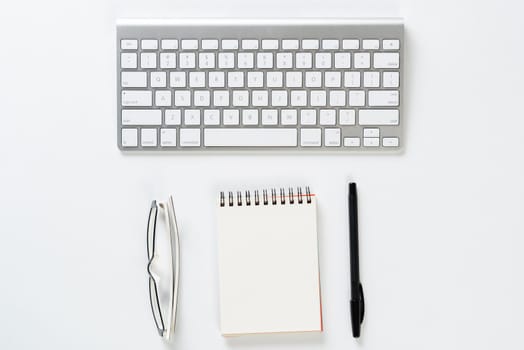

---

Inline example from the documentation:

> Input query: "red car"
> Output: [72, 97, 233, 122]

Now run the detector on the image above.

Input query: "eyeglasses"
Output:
[147, 196, 180, 340]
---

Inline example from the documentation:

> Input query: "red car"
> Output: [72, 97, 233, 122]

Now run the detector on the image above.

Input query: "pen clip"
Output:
[359, 283, 365, 323]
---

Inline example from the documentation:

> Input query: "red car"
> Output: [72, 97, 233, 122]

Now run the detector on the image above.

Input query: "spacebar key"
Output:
[204, 128, 297, 147]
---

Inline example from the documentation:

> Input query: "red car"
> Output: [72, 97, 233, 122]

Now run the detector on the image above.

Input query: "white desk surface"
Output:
[1, 0, 523, 349]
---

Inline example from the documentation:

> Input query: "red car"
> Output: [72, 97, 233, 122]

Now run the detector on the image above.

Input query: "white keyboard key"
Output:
[204, 109, 220, 125]
[383, 137, 400, 147]
[382, 39, 400, 50]
[322, 39, 339, 50]
[213, 90, 230, 106]
[310, 90, 326, 106]
[348, 90, 365, 107]
[354, 52, 370, 69]
[199, 52, 215, 68]
[315, 53, 332, 68]
[271, 90, 288, 106]
[300, 109, 316, 125]
[189, 72, 205, 87]
[285, 72, 302, 87]
[205, 128, 297, 147]
[276, 53, 292, 68]
[121, 128, 138, 147]
[140, 52, 157, 68]
[300, 128, 321, 147]
[247, 72, 264, 87]
[267, 72, 283, 87]
[155, 90, 172, 107]
[383, 71, 400, 88]
[302, 39, 319, 49]
[252, 90, 269, 106]
[228, 72, 244, 87]
[209, 71, 225, 87]
[242, 39, 259, 50]
[232, 90, 249, 106]
[238, 52, 254, 68]
[320, 109, 336, 125]
[174, 90, 191, 106]
[305, 72, 322, 87]
[363, 137, 380, 147]
[329, 90, 346, 106]
[257, 53, 273, 68]
[368, 90, 399, 106]
[282, 39, 299, 50]
[141, 39, 158, 50]
[325, 72, 341, 87]
[364, 71, 380, 87]
[324, 128, 341, 147]
[121, 53, 137, 69]
[161, 39, 178, 50]
[160, 128, 177, 147]
[296, 52, 312, 68]
[180, 129, 201, 147]
[184, 109, 201, 125]
[150, 71, 167, 87]
[194, 90, 210, 106]
[339, 110, 356, 125]
[344, 137, 361, 147]
[170, 72, 186, 87]
[122, 109, 161, 125]
[344, 72, 361, 87]
[218, 52, 235, 68]
[223, 109, 240, 125]
[121, 39, 138, 50]
[165, 110, 181, 125]
[290, 90, 307, 106]
[179, 53, 196, 68]
[122, 90, 152, 106]
[202, 39, 218, 50]
[242, 109, 259, 125]
[222, 39, 238, 50]
[141, 128, 157, 147]
[342, 39, 359, 49]
[262, 39, 279, 50]
[281, 109, 297, 125]
[363, 128, 380, 137]
[359, 109, 399, 125]
[334, 53, 351, 68]
[363, 39, 379, 50]
[262, 110, 278, 125]
[181, 39, 198, 50]
[374, 52, 400, 69]
[121, 72, 146, 87]
[160, 53, 177, 68]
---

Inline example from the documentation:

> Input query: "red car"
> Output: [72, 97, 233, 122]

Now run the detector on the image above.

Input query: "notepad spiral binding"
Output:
[220, 187, 312, 207]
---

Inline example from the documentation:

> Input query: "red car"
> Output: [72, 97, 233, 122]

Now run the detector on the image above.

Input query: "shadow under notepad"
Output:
[224, 331, 324, 347]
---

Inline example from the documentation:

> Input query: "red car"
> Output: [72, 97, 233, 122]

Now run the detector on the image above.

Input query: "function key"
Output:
[121, 39, 138, 50]
[342, 39, 359, 50]
[202, 39, 219, 50]
[141, 39, 158, 50]
[302, 39, 319, 50]
[322, 39, 339, 50]
[362, 39, 380, 50]
[383, 39, 400, 50]
[222, 39, 239, 50]
[181, 39, 199, 50]
[242, 39, 259, 50]
[161, 39, 178, 50]
[262, 39, 279, 50]
[282, 39, 299, 50]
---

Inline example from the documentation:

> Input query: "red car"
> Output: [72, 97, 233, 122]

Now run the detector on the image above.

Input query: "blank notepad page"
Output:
[217, 190, 322, 336]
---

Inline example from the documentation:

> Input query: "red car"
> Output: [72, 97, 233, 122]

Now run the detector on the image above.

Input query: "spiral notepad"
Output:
[217, 187, 322, 336]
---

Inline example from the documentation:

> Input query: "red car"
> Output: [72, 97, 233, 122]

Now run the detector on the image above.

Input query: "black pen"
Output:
[349, 182, 365, 338]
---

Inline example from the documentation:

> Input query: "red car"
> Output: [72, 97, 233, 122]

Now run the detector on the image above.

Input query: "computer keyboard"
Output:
[117, 19, 403, 151]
